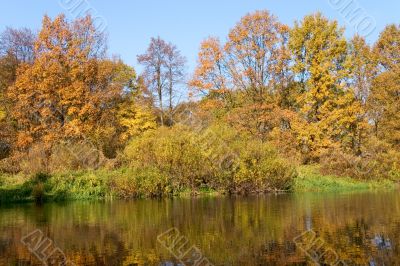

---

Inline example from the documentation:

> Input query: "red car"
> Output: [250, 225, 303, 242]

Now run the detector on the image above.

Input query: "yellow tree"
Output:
[343, 35, 377, 154]
[369, 24, 400, 147]
[117, 77, 157, 142]
[289, 13, 361, 160]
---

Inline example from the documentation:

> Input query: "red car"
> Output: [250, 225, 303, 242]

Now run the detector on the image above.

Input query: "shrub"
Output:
[0, 154, 22, 174]
[32, 183, 45, 203]
[19, 144, 50, 174]
[124, 125, 212, 190]
[32, 172, 51, 183]
[123, 123, 297, 193]
[49, 141, 105, 172]
[46, 171, 109, 200]
[321, 137, 400, 181]
[109, 167, 171, 198]
[224, 139, 296, 193]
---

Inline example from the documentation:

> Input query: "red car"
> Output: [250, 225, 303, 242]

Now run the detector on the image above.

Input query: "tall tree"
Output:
[0, 27, 35, 149]
[6, 14, 130, 150]
[289, 13, 360, 160]
[190, 11, 293, 140]
[369, 24, 400, 147]
[344, 36, 377, 154]
[0, 27, 35, 63]
[190, 37, 227, 98]
[349, 35, 376, 105]
[190, 11, 290, 102]
[164, 44, 186, 123]
[138, 37, 186, 126]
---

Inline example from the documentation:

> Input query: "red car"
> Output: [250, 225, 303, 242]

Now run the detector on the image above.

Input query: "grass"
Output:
[0, 165, 397, 204]
[0, 169, 222, 204]
[0, 170, 111, 203]
[294, 165, 397, 192]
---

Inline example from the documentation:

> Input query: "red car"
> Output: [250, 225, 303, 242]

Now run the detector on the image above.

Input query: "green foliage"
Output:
[232, 142, 296, 193]
[109, 167, 170, 198]
[123, 124, 297, 194]
[46, 171, 110, 201]
[124, 125, 214, 190]
[294, 165, 396, 192]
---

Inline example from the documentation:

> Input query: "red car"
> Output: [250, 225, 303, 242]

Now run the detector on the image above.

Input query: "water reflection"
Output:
[0, 191, 399, 265]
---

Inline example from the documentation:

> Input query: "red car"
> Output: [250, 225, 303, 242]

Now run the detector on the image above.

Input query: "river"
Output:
[0, 191, 399, 265]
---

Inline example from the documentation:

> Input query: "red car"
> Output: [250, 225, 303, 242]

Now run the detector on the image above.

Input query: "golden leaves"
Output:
[8, 14, 132, 150]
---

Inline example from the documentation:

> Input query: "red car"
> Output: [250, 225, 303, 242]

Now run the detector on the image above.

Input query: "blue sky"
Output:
[1, 0, 399, 73]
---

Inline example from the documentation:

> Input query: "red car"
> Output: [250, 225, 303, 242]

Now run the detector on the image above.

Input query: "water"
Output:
[0, 191, 399, 265]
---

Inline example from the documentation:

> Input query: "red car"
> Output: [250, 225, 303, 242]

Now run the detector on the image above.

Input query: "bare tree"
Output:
[0, 27, 35, 154]
[137, 37, 186, 126]
[138, 37, 168, 126]
[165, 44, 186, 123]
[0, 27, 35, 63]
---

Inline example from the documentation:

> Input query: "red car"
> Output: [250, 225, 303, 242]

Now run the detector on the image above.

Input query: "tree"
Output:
[190, 11, 293, 140]
[117, 95, 157, 142]
[374, 24, 400, 72]
[348, 35, 376, 105]
[369, 70, 400, 147]
[345, 36, 377, 154]
[0, 27, 36, 150]
[6, 14, 129, 150]
[369, 24, 400, 147]
[190, 11, 290, 103]
[225, 10, 290, 101]
[0, 27, 35, 63]
[138, 37, 186, 126]
[117, 75, 157, 142]
[165, 43, 186, 123]
[289, 13, 361, 160]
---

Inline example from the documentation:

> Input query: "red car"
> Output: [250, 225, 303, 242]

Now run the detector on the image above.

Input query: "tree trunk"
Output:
[157, 67, 164, 126]
[169, 70, 173, 124]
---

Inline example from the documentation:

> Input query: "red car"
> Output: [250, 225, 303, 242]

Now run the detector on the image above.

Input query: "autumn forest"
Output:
[0, 10, 399, 202]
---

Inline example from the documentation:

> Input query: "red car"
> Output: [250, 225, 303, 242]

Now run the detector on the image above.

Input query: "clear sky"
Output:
[1, 0, 399, 73]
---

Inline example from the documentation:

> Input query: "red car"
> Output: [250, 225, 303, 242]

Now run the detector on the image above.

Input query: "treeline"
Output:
[189, 11, 400, 180]
[0, 11, 399, 197]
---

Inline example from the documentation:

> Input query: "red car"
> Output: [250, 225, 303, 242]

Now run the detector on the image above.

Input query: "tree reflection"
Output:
[0, 192, 399, 265]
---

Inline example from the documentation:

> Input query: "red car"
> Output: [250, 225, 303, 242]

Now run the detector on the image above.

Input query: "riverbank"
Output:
[0, 165, 397, 204]
[294, 165, 397, 192]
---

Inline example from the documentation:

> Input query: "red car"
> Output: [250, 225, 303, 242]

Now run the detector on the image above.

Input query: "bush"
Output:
[222, 138, 296, 194]
[32, 183, 45, 203]
[124, 125, 212, 190]
[0, 155, 22, 174]
[321, 137, 400, 181]
[33, 172, 51, 183]
[123, 124, 297, 194]
[49, 141, 105, 172]
[109, 167, 171, 198]
[19, 144, 50, 174]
